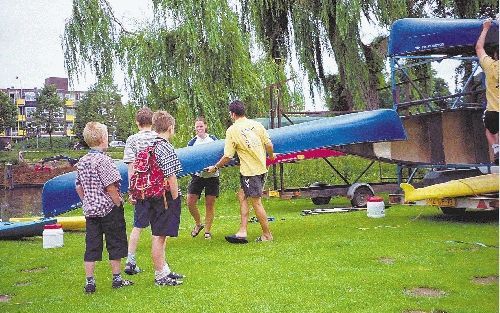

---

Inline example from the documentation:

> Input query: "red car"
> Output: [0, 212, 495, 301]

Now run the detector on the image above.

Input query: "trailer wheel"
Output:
[350, 186, 374, 207]
[312, 197, 331, 205]
[440, 207, 466, 215]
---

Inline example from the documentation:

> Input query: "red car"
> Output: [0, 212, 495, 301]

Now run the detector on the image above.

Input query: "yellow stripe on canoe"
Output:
[9, 216, 86, 230]
[401, 173, 499, 202]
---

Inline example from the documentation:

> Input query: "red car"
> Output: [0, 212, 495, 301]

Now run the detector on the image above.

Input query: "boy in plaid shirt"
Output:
[75, 122, 133, 294]
[147, 110, 184, 286]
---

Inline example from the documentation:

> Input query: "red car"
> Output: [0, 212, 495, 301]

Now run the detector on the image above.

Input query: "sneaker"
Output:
[155, 276, 183, 286]
[167, 271, 185, 280]
[112, 279, 134, 289]
[124, 262, 142, 275]
[84, 282, 96, 294]
[204, 232, 212, 240]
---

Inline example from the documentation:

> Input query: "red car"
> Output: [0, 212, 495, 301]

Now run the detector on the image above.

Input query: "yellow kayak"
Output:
[401, 173, 499, 202]
[9, 216, 86, 230]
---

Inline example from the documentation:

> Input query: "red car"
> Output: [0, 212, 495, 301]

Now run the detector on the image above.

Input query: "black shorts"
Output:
[187, 175, 220, 197]
[84, 205, 128, 262]
[240, 174, 266, 198]
[135, 192, 181, 237]
[483, 110, 499, 134]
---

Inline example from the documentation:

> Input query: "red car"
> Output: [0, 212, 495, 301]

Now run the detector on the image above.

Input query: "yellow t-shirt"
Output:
[224, 117, 272, 176]
[480, 55, 499, 112]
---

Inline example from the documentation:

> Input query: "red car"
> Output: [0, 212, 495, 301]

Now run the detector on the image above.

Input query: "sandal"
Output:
[255, 236, 273, 242]
[204, 232, 212, 240]
[191, 224, 204, 237]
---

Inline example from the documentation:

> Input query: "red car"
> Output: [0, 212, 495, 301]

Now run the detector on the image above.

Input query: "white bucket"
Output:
[43, 223, 64, 248]
[367, 196, 385, 218]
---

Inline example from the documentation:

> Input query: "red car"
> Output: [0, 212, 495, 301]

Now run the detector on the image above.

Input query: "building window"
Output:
[25, 107, 36, 118]
[24, 92, 36, 101]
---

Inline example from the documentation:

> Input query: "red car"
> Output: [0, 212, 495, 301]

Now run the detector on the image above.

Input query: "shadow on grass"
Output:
[422, 210, 498, 224]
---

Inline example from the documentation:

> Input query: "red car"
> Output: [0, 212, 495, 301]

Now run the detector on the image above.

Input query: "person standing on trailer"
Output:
[475, 19, 499, 164]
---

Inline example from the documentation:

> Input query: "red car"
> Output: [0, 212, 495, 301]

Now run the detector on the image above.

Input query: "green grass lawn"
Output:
[0, 194, 498, 313]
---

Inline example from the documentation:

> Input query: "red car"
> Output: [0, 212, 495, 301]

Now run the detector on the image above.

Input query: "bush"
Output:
[12, 137, 76, 150]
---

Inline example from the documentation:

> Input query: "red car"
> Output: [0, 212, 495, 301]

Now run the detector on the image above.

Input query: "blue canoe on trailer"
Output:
[42, 109, 407, 217]
[0, 218, 57, 239]
[388, 18, 499, 56]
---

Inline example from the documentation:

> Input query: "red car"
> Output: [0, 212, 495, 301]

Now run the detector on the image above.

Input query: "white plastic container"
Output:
[43, 223, 64, 248]
[367, 196, 385, 218]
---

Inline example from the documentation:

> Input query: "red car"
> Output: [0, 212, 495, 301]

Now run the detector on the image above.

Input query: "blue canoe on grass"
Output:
[42, 109, 407, 217]
[388, 18, 499, 56]
[0, 218, 57, 240]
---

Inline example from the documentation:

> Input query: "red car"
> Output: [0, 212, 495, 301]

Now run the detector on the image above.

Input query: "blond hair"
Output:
[83, 122, 108, 147]
[152, 111, 175, 133]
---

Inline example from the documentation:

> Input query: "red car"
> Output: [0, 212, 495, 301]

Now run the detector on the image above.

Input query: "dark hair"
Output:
[229, 100, 245, 116]
[485, 44, 499, 60]
[136, 107, 153, 127]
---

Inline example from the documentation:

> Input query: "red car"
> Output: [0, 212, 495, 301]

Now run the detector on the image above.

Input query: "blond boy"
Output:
[75, 122, 132, 293]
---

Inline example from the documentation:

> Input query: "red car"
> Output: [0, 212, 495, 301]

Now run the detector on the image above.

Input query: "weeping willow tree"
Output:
[241, 0, 408, 110]
[63, 0, 292, 139]
[241, 0, 498, 110]
[64, 0, 498, 122]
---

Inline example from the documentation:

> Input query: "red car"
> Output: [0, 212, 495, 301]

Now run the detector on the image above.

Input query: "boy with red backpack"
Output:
[123, 107, 157, 275]
[128, 110, 184, 286]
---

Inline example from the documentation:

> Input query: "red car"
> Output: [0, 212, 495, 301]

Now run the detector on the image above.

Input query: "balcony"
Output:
[16, 99, 25, 106]
[66, 129, 74, 136]
[66, 114, 75, 122]
[65, 99, 74, 107]
[17, 114, 26, 122]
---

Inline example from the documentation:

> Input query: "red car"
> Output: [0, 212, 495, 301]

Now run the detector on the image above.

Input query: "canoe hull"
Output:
[401, 173, 499, 202]
[9, 216, 86, 230]
[389, 18, 499, 56]
[0, 218, 57, 239]
[43, 109, 406, 217]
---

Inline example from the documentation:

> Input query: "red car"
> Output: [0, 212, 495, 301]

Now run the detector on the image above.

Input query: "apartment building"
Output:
[1, 77, 85, 138]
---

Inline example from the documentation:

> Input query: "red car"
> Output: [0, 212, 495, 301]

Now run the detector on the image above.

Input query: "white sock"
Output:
[126, 253, 136, 264]
[492, 144, 499, 154]
[154, 263, 171, 280]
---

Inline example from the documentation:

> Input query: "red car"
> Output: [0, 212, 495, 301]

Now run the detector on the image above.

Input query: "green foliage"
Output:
[33, 84, 65, 149]
[64, 0, 293, 139]
[0, 90, 17, 132]
[113, 103, 137, 141]
[73, 79, 124, 143]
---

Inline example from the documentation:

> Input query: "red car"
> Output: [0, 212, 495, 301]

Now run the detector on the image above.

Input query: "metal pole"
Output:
[4, 163, 13, 190]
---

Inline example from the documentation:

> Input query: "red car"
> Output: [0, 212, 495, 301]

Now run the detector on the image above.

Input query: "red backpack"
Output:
[129, 144, 166, 200]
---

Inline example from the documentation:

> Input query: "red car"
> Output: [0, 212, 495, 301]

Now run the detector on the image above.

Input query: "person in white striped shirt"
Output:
[123, 107, 157, 275]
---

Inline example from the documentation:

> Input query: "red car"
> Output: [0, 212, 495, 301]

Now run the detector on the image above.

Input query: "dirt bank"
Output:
[1, 162, 75, 187]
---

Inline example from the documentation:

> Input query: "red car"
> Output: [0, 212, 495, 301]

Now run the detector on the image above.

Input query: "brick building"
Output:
[1, 77, 86, 138]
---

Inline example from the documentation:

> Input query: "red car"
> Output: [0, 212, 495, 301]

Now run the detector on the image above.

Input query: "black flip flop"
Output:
[191, 224, 204, 237]
[225, 234, 248, 244]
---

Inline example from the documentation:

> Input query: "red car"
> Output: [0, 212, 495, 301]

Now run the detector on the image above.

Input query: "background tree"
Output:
[0, 91, 17, 135]
[63, 0, 498, 118]
[114, 102, 137, 141]
[33, 84, 65, 149]
[73, 79, 124, 144]
[63, 0, 293, 140]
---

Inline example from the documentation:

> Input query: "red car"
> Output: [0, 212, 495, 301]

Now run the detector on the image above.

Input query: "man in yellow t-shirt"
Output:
[476, 19, 499, 164]
[207, 100, 274, 243]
